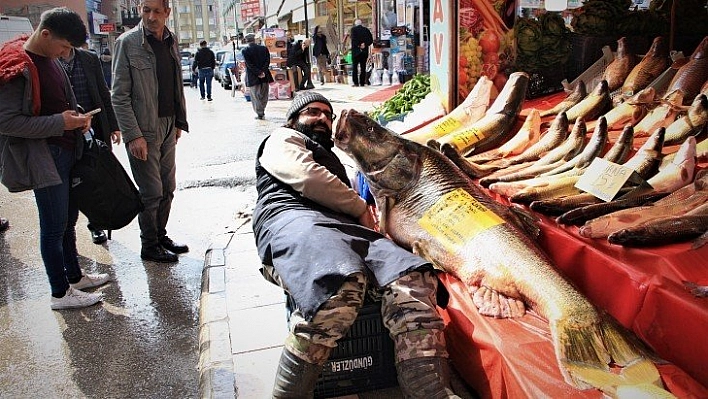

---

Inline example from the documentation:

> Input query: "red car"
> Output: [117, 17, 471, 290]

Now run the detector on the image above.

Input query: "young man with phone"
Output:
[60, 45, 122, 244]
[0, 7, 112, 310]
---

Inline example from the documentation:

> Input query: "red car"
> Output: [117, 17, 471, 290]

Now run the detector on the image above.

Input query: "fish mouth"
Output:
[334, 109, 350, 148]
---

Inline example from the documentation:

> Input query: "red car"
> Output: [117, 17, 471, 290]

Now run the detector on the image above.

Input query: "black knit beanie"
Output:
[285, 92, 333, 122]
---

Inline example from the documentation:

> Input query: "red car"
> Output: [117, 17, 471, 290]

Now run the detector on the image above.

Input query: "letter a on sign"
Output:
[433, 0, 443, 22]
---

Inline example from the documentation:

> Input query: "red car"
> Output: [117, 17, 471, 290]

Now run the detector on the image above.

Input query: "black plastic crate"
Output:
[285, 295, 399, 398]
[525, 63, 567, 99]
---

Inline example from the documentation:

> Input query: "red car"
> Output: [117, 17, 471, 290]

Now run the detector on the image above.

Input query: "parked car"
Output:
[213, 49, 229, 83]
[181, 57, 193, 86]
[218, 51, 244, 90]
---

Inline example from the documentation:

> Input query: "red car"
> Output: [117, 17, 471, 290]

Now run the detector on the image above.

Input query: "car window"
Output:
[181, 58, 191, 66]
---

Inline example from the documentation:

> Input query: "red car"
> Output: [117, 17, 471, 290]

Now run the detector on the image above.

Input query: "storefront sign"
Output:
[429, 0, 454, 112]
[241, 0, 262, 21]
[99, 23, 115, 33]
[575, 158, 643, 202]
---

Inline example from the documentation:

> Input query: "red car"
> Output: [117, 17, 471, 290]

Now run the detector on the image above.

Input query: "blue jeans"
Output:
[34, 144, 82, 296]
[198, 68, 214, 99]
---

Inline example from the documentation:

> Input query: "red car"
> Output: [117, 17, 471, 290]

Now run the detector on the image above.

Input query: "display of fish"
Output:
[404, 76, 494, 144]
[665, 36, 708, 105]
[607, 212, 708, 247]
[620, 135, 697, 200]
[579, 177, 708, 239]
[564, 80, 612, 123]
[434, 72, 529, 156]
[465, 108, 542, 164]
[539, 80, 587, 118]
[621, 126, 666, 180]
[335, 108, 662, 392]
[473, 112, 571, 183]
[600, 87, 655, 130]
[481, 118, 588, 186]
[488, 118, 609, 198]
[557, 191, 669, 226]
[663, 93, 708, 145]
[603, 37, 639, 92]
[621, 36, 671, 97]
[632, 89, 684, 137]
[510, 175, 584, 204]
[529, 188, 635, 217]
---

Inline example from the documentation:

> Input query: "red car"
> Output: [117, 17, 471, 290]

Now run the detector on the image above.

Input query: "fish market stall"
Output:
[418, 0, 708, 394]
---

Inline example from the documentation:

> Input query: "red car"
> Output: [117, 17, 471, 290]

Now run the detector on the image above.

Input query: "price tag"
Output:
[575, 158, 643, 202]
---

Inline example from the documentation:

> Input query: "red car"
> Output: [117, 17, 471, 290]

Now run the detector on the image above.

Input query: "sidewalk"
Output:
[197, 82, 406, 399]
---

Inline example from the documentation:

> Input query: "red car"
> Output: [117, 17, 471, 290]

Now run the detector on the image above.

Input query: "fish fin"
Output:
[472, 286, 525, 318]
[615, 383, 677, 399]
[566, 359, 672, 398]
[601, 315, 660, 365]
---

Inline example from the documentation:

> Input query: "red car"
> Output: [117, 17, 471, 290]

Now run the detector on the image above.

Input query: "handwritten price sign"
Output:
[575, 158, 641, 202]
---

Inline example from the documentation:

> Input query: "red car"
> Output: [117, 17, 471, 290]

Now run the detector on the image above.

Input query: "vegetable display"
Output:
[514, 12, 571, 72]
[369, 74, 431, 121]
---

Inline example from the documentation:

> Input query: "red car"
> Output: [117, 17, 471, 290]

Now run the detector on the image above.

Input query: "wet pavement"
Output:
[0, 79, 399, 398]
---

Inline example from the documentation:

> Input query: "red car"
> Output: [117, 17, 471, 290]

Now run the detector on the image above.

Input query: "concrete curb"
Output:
[199, 232, 237, 399]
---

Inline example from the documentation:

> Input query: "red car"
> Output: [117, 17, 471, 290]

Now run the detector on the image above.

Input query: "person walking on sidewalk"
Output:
[0, 7, 111, 310]
[312, 26, 330, 86]
[289, 38, 315, 91]
[193, 40, 215, 101]
[59, 46, 122, 245]
[252, 92, 460, 398]
[347, 19, 373, 87]
[241, 34, 273, 120]
[112, 0, 190, 263]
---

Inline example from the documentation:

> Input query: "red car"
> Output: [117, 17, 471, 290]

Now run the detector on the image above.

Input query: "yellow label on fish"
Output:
[433, 117, 463, 135]
[448, 127, 485, 151]
[418, 188, 505, 251]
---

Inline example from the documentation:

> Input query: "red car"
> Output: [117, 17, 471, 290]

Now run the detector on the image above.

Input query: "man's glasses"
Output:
[299, 107, 336, 121]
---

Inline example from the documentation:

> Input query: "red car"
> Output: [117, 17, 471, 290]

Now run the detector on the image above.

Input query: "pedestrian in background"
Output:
[290, 38, 315, 91]
[0, 7, 111, 310]
[193, 40, 215, 101]
[348, 19, 373, 87]
[100, 48, 112, 87]
[60, 46, 122, 245]
[312, 25, 330, 86]
[253, 92, 459, 397]
[285, 30, 300, 89]
[112, 0, 190, 263]
[241, 34, 273, 120]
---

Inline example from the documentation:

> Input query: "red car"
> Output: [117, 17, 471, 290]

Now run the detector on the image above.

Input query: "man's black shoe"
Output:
[0, 217, 9, 232]
[159, 236, 189, 254]
[141, 245, 178, 263]
[89, 228, 108, 244]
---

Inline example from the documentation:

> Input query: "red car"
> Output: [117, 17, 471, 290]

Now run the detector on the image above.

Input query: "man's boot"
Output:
[272, 348, 323, 398]
[396, 356, 461, 399]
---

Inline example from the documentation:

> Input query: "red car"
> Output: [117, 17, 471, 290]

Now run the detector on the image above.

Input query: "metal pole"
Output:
[303, 0, 309, 37]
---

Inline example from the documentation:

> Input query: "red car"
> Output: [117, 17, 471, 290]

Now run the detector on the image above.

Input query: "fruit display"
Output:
[457, 0, 514, 103]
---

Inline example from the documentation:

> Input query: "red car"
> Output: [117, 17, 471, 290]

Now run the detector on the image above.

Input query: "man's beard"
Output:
[294, 120, 334, 150]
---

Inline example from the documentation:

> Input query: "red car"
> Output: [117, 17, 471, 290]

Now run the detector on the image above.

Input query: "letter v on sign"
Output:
[432, 0, 444, 66]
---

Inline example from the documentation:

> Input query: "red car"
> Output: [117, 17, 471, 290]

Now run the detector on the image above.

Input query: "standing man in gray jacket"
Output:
[112, 0, 189, 263]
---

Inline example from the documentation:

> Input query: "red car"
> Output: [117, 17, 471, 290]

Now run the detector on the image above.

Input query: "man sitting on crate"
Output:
[253, 92, 460, 398]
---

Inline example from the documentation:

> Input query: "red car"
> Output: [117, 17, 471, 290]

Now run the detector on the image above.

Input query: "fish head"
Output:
[335, 109, 422, 195]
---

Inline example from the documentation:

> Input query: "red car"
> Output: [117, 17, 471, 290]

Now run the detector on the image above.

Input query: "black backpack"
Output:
[71, 134, 143, 231]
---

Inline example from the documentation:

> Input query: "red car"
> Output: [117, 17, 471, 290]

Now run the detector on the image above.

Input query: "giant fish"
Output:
[334, 109, 664, 393]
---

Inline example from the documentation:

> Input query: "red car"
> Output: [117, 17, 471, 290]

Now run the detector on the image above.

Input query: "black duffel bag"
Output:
[71, 132, 143, 231]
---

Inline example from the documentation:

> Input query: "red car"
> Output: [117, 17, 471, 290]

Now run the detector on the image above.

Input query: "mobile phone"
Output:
[85, 108, 102, 116]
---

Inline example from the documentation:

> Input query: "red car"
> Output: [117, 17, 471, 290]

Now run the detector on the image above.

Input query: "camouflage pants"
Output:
[286, 269, 448, 365]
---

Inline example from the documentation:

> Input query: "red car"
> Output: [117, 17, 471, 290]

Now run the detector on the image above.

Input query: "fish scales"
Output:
[335, 109, 658, 391]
